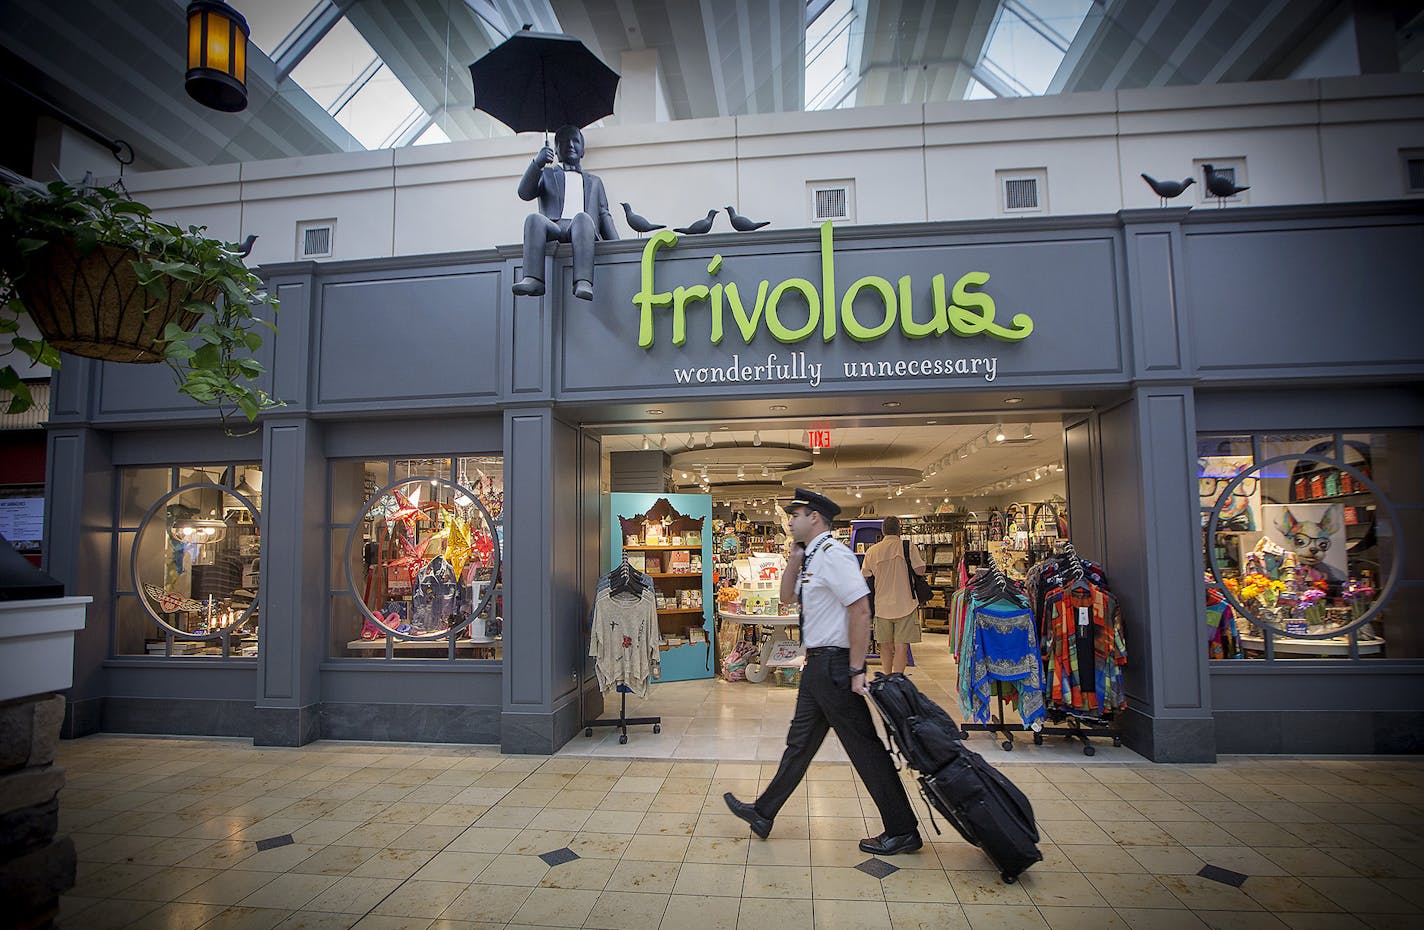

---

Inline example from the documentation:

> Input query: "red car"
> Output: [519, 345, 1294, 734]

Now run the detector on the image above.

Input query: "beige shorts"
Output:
[874, 609, 922, 645]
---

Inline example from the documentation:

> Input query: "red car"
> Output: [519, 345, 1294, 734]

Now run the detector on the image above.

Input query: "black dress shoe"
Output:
[858, 830, 923, 855]
[512, 276, 545, 297]
[723, 792, 772, 839]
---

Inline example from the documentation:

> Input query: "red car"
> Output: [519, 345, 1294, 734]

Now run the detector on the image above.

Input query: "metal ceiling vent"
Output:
[297, 219, 335, 259]
[996, 168, 1047, 215]
[809, 179, 855, 223]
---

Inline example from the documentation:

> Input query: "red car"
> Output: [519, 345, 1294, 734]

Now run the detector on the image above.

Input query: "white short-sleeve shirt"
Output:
[796, 531, 871, 648]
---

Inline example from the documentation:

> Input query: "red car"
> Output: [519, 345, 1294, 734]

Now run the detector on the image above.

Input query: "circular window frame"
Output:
[1205, 452, 1401, 640]
[343, 475, 502, 642]
[131, 481, 262, 641]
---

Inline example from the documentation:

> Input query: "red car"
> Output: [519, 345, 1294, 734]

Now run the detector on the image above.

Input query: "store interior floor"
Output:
[55, 735, 1424, 930]
[563, 631, 1143, 764]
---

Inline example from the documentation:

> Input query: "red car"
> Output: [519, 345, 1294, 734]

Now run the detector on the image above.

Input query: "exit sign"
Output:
[808, 430, 832, 450]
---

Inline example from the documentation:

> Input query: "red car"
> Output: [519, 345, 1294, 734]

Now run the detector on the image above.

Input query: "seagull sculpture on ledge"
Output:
[674, 210, 718, 235]
[1140, 173, 1195, 207]
[726, 206, 770, 231]
[621, 202, 664, 235]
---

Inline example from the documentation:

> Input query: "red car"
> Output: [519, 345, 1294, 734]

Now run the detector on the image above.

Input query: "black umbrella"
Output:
[468, 28, 620, 145]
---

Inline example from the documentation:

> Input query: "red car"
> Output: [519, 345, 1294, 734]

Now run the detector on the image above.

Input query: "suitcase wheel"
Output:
[1113, 737, 1122, 747]
[1002, 872, 1017, 884]
[585, 728, 593, 737]
[619, 734, 628, 745]
[1001, 740, 1013, 751]
[1033, 732, 1043, 746]
[653, 724, 661, 733]
[1083, 745, 1095, 757]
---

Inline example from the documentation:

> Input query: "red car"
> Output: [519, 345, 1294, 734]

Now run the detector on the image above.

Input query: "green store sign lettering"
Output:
[631, 221, 1034, 349]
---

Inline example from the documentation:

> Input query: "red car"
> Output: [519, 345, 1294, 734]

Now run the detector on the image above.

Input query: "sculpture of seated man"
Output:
[511, 125, 619, 301]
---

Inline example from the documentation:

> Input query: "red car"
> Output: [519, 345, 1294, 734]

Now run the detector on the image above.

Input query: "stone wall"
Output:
[0, 694, 74, 930]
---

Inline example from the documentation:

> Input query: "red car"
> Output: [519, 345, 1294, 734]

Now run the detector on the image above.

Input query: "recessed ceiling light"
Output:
[1004, 397, 1024, 405]
[882, 401, 902, 408]
[646, 408, 663, 415]
[926, 420, 938, 425]
[769, 404, 788, 411]
[718, 425, 730, 430]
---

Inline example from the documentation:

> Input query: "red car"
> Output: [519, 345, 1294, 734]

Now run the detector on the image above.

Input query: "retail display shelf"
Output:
[644, 572, 702, 578]
[656, 607, 705, 614]
[345, 638, 501, 651]
[1239, 634, 1384, 657]
[624, 545, 702, 551]
[718, 611, 799, 626]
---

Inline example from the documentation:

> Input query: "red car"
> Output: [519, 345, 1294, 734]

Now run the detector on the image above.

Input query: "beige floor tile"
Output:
[745, 837, 810, 866]
[437, 883, 533, 923]
[567, 831, 634, 859]
[1039, 821, 1114, 846]
[661, 893, 741, 930]
[115, 866, 223, 902]
[1082, 871, 1183, 909]
[70, 861, 161, 899]
[1158, 874, 1262, 911]
[474, 853, 551, 886]
[472, 805, 538, 830]
[389, 824, 463, 851]
[1221, 822, 1308, 847]
[580, 809, 646, 834]
[272, 911, 361, 930]
[878, 868, 957, 904]
[420, 804, 491, 828]
[372, 880, 467, 919]
[328, 823, 410, 849]
[199, 906, 296, 930]
[507, 887, 600, 927]
[684, 836, 752, 864]
[1057, 842, 1142, 874]
[738, 896, 814, 928]
[607, 858, 683, 894]
[1274, 915, 1369, 929]
[1258, 846, 1361, 877]
[501, 787, 561, 808]
[1020, 871, 1107, 907]
[813, 898, 894, 929]
[445, 826, 522, 853]
[1187, 845, 1288, 877]
[811, 865, 888, 901]
[410, 850, 496, 883]
[624, 833, 692, 861]
[178, 869, 280, 906]
[741, 863, 813, 898]
[1324, 846, 1424, 879]
[884, 901, 971, 929]
[637, 811, 699, 835]
[1192, 913, 1291, 930]
[1240, 877, 1343, 913]
[348, 915, 434, 930]
[292, 845, 381, 876]
[1102, 821, 1177, 846]
[1038, 906, 1132, 930]
[124, 901, 226, 930]
[697, 812, 762, 838]
[500, 828, 577, 856]
[349, 848, 438, 880]
[1310, 876, 1419, 914]
[809, 816, 872, 841]
[303, 876, 403, 914]
[958, 904, 1050, 930]
[672, 861, 746, 897]
[583, 890, 671, 930]
[1123, 844, 1206, 875]
[237, 873, 342, 911]
[58, 896, 163, 930]
[947, 871, 1034, 906]
[539, 855, 617, 890]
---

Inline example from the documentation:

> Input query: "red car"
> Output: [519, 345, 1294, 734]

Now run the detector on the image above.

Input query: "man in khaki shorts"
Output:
[860, 516, 926, 675]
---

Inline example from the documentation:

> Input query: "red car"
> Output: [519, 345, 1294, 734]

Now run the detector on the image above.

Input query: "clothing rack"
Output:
[957, 556, 1036, 750]
[583, 557, 661, 745]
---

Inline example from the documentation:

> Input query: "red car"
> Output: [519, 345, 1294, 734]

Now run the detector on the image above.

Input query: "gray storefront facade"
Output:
[43, 200, 1424, 761]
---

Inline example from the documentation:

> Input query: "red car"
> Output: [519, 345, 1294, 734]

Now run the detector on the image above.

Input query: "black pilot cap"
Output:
[784, 487, 841, 522]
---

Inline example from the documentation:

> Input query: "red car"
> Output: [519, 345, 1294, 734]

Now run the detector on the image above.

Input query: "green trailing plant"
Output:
[0, 178, 280, 431]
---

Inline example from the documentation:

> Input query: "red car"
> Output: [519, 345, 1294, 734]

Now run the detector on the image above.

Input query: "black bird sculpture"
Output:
[1202, 164, 1249, 205]
[621, 202, 665, 234]
[725, 206, 769, 231]
[674, 210, 718, 235]
[235, 234, 258, 258]
[1140, 173, 1195, 207]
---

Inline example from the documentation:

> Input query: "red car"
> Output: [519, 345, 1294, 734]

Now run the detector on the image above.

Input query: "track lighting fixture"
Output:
[761, 465, 770, 477]
[642, 435, 651, 450]
[737, 466, 746, 481]
[994, 423, 1005, 442]
[854, 487, 862, 499]
[659, 434, 667, 449]
[752, 430, 762, 447]
[705, 433, 714, 448]
[1022, 425, 1034, 440]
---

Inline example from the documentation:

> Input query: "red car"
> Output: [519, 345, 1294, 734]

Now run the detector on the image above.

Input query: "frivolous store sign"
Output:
[631, 223, 1035, 349]
[557, 223, 1125, 396]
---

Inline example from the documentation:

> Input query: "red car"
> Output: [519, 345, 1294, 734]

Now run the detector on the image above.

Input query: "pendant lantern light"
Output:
[186, 1, 250, 112]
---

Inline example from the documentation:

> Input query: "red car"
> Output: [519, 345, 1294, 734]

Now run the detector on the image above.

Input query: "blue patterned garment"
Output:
[968, 597, 1046, 728]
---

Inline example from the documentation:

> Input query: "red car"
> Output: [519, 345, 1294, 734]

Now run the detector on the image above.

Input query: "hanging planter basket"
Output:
[16, 237, 213, 364]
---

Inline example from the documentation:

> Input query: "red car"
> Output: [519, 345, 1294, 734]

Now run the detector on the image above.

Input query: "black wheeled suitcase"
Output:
[868, 672, 1042, 883]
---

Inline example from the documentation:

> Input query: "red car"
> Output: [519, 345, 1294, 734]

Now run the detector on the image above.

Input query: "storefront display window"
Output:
[328, 456, 503, 660]
[1200, 432, 1421, 660]
[114, 464, 263, 658]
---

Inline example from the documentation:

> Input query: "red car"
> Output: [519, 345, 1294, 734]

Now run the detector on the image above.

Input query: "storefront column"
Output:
[43, 426, 113, 738]
[254, 417, 326, 746]
[1100, 384, 1214, 762]
[501, 407, 590, 752]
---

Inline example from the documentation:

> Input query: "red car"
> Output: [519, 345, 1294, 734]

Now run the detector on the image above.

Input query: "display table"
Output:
[1240, 634, 1384, 657]
[345, 637, 501, 657]
[718, 610, 800, 683]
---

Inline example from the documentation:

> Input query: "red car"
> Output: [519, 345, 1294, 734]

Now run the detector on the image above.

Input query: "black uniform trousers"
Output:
[755, 648, 918, 835]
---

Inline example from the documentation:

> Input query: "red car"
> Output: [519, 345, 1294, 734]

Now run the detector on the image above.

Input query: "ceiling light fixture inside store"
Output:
[752, 431, 762, 446]
[705, 433, 714, 448]
[1005, 397, 1024, 405]
[737, 466, 746, 481]
[854, 487, 862, 498]
[761, 465, 770, 477]
[642, 436, 651, 450]
[646, 408, 663, 415]
[770, 404, 788, 411]
[994, 423, 1006, 442]
[1023, 425, 1034, 440]
[882, 401, 902, 408]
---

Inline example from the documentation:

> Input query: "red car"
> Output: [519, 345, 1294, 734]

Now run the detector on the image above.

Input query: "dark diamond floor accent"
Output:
[855, 857, 899, 880]
[540, 847, 580, 867]
[1198, 864, 1248, 887]
[254, 834, 294, 851]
